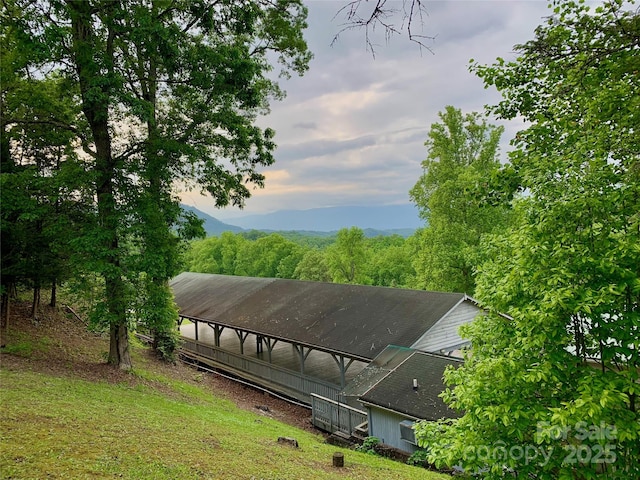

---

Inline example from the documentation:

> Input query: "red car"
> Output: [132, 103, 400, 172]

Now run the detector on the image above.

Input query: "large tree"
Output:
[234, 233, 304, 278]
[293, 249, 332, 282]
[4, 0, 310, 368]
[183, 232, 247, 275]
[366, 235, 415, 287]
[325, 227, 370, 284]
[409, 106, 509, 294]
[416, 1, 640, 478]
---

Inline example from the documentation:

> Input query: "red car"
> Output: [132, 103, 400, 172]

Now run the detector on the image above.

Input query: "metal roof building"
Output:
[172, 272, 476, 358]
[171, 272, 480, 415]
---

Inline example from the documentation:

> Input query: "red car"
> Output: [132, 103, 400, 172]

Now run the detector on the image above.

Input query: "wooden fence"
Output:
[310, 393, 367, 436]
[180, 338, 342, 403]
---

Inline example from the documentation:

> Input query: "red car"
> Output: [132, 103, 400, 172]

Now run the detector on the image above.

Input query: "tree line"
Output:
[183, 228, 415, 287]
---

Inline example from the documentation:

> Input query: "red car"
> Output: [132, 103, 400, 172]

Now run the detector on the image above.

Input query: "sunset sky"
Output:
[181, 0, 554, 221]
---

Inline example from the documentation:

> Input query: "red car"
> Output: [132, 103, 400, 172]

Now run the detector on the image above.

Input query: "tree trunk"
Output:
[141, 48, 179, 362]
[0, 289, 9, 348]
[50, 280, 57, 308]
[70, 0, 131, 370]
[109, 321, 132, 370]
[31, 285, 41, 321]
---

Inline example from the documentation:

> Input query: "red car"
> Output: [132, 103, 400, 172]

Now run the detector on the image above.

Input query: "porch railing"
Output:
[180, 337, 342, 402]
[310, 393, 367, 436]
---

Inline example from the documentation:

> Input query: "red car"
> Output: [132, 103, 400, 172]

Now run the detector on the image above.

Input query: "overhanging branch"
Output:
[331, 0, 434, 56]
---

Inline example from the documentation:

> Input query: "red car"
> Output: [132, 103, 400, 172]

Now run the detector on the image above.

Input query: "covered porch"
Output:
[179, 318, 369, 404]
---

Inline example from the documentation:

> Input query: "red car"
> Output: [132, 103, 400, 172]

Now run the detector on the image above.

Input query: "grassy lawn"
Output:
[0, 304, 449, 480]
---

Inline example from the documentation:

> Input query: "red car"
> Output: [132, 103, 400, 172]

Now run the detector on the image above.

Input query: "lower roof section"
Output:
[357, 346, 463, 421]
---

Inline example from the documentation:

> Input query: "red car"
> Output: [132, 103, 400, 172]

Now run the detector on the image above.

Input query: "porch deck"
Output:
[179, 322, 368, 403]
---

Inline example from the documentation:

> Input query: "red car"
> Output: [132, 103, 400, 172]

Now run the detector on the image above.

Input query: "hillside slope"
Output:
[0, 301, 447, 480]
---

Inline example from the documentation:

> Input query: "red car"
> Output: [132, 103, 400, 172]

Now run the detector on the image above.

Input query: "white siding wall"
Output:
[367, 407, 419, 454]
[411, 300, 483, 354]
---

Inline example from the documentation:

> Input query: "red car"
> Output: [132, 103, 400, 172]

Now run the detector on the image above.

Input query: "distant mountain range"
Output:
[181, 205, 244, 235]
[181, 204, 424, 237]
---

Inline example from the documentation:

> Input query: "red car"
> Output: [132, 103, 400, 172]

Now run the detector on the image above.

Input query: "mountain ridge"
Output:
[223, 204, 422, 231]
[180, 204, 244, 235]
[181, 204, 423, 237]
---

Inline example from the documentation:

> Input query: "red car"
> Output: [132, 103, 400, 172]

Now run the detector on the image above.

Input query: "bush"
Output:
[407, 448, 430, 467]
[153, 328, 181, 363]
[355, 436, 380, 455]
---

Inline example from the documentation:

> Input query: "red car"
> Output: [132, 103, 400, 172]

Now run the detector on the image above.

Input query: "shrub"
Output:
[356, 436, 380, 455]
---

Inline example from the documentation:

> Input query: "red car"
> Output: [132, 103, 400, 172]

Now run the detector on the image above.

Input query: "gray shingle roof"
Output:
[341, 345, 415, 398]
[170, 272, 467, 360]
[358, 349, 462, 421]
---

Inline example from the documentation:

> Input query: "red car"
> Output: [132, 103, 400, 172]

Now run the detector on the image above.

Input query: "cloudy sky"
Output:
[181, 0, 553, 221]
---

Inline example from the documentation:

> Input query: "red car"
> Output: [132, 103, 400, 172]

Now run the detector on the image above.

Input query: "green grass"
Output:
[0, 368, 449, 480]
[1, 298, 448, 479]
[0, 331, 51, 358]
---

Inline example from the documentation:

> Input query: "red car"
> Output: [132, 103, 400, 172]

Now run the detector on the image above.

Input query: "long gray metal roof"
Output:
[170, 272, 468, 361]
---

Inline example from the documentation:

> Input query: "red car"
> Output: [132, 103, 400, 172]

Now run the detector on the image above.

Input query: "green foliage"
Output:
[183, 229, 417, 287]
[185, 232, 307, 279]
[418, 2, 640, 478]
[0, 59, 90, 308]
[234, 234, 305, 278]
[183, 232, 248, 275]
[326, 227, 371, 284]
[152, 328, 181, 364]
[406, 448, 430, 467]
[367, 235, 413, 283]
[409, 106, 510, 294]
[133, 279, 181, 363]
[366, 241, 415, 288]
[356, 436, 381, 455]
[3, 0, 312, 368]
[292, 249, 331, 282]
[270, 231, 337, 248]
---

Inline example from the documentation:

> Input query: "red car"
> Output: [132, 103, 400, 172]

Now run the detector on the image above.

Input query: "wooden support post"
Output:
[214, 325, 222, 347]
[265, 338, 277, 363]
[331, 354, 356, 388]
[235, 330, 249, 355]
[333, 452, 344, 468]
[294, 344, 313, 375]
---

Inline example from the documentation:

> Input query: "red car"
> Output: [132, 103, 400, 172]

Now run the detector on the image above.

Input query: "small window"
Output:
[399, 420, 416, 444]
